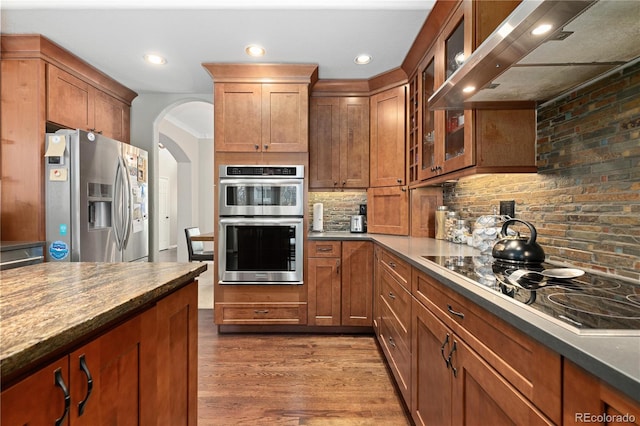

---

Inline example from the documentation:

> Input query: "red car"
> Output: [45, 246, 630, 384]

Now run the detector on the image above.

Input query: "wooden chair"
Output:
[185, 227, 214, 262]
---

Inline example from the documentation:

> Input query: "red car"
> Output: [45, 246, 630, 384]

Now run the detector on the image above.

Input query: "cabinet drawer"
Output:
[412, 269, 561, 424]
[380, 249, 410, 289]
[216, 303, 307, 325]
[380, 266, 412, 336]
[308, 241, 341, 257]
[379, 303, 411, 404]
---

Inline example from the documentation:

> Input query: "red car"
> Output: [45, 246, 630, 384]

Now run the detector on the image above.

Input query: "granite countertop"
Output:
[309, 231, 640, 403]
[0, 262, 207, 383]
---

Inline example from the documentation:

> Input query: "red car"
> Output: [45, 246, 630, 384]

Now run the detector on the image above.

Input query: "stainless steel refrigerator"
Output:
[45, 129, 149, 262]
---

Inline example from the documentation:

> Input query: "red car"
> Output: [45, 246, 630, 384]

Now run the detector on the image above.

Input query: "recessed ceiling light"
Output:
[245, 45, 266, 57]
[462, 86, 476, 93]
[354, 54, 372, 65]
[144, 54, 167, 65]
[531, 24, 553, 36]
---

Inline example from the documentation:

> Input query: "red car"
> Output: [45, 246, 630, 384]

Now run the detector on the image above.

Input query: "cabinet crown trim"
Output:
[203, 63, 319, 85]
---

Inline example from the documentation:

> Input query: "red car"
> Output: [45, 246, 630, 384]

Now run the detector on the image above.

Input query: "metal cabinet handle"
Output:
[440, 333, 450, 368]
[388, 261, 396, 268]
[448, 341, 458, 377]
[317, 247, 332, 252]
[336, 259, 341, 274]
[254, 310, 269, 314]
[388, 336, 396, 348]
[78, 354, 94, 416]
[396, 178, 402, 183]
[263, 144, 269, 150]
[54, 368, 70, 426]
[388, 292, 396, 300]
[447, 304, 465, 319]
[254, 144, 260, 150]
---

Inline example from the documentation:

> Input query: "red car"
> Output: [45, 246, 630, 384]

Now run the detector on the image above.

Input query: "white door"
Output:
[159, 177, 170, 250]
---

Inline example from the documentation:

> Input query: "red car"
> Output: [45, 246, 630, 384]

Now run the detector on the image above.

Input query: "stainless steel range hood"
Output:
[429, 0, 640, 110]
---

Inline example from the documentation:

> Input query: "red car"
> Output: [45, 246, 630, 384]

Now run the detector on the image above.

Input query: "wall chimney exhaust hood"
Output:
[429, 0, 640, 110]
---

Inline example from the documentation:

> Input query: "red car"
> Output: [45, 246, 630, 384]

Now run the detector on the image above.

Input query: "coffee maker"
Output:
[350, 204, 367, 233]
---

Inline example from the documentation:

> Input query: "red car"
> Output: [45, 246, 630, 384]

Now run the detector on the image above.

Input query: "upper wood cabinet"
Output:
[370, 85, 406, 188]
[204, 63, 318, 153]
[0, 34, 137, 243]
[367, 186, 409, 236]
[47, 65, 131, 143]
[309, 96, 369, 190]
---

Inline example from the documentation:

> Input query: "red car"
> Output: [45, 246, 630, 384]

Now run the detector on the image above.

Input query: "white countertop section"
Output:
[308, 231, 640, 403]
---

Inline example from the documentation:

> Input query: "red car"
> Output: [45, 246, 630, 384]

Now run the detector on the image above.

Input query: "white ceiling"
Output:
[1, 0, 433, 137]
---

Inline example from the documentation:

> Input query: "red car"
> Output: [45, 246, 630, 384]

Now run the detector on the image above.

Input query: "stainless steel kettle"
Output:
[492, 219, 545, 264]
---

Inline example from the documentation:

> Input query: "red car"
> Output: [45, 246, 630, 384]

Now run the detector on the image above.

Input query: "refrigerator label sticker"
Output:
[45, 135, 66, 157]
[60, 224, 68, 236]
[49, 241, 69, 260]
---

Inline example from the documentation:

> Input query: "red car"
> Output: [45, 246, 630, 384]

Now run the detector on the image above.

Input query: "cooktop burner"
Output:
[423, 255, 640, 334]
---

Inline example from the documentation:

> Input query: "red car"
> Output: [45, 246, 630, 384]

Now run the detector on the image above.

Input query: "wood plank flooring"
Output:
[198, 309, 411, 425]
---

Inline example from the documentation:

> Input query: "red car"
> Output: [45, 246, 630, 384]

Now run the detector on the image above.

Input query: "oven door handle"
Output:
[218, 217, 303, 225]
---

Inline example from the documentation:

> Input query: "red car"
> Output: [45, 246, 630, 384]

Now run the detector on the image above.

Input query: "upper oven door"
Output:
[219, 178, 303, 216]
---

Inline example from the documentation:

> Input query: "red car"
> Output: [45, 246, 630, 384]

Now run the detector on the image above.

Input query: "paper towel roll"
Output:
[313, 203, 324, 232]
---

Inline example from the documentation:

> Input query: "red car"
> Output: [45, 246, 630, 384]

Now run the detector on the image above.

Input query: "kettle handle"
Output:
[500, 219, 538, 244]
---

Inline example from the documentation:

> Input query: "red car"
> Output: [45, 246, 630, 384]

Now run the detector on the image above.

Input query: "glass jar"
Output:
[445, 211, 459, 241]
[435, 206, 448, 240]
[452, 219, 469, 244]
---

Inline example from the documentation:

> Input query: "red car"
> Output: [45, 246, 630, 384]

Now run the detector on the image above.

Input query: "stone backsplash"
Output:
[308, 192, 368, 232]
[445, 62, 640, 280]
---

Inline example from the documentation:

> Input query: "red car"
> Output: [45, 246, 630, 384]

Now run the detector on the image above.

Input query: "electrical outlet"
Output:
[500, 200, 515, 217]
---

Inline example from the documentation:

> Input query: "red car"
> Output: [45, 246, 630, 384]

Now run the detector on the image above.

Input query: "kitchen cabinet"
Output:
[2, 310, 155, 426]
[411, 268, 561, 425]
[1, 35, 136, 243]
[370, 85, 406, 188]
[47, 65, 131, 142]
[409, 186, 443, 238]
[563, 360, 640, 426]
[1, 280, 199, 425]
[214, 83, 309, 152]
[309, 96, 369, 190]
[407, 1, 535, 185]
[375, 247, 412, 404]
[307, 240, 373, 326]
[366, 186, 409, 235]
[412, 298, 553, 426]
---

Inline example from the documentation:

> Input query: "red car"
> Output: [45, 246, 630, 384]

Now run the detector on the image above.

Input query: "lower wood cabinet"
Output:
[307, 240, 373, 326]
[412, 298, 554, 426]
[563, 360, 640, 426]
[1, 281, 198, 426]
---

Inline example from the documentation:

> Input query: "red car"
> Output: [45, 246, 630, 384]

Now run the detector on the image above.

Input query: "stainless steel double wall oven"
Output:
[218, 165, 304, 284]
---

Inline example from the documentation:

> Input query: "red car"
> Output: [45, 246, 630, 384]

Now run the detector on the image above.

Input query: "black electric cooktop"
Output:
[423, 255, 640, 334]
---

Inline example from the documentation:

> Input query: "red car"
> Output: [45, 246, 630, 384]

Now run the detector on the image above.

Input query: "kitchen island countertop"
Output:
[309, 231, 640, 403]
[0, 262, 207, 384]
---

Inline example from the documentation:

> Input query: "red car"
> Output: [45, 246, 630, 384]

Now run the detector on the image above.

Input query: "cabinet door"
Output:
[93, 90, 130, 143]
[156, 282, 198, 426]
[307, 256, 342, 325]
[309, 97, 341, 188]
[450, 337, 553, 426]
[262, 83, 308, 152]
[366, 186, 409, 235]
[341, 241, 373, 326]
[370, 86, 406, 187]
[340, 97, 369, 188]
[410, 187, 443, 238]
[1, 356, 71, 426]
[47, 64, 92, 130]
[214, 83, 263, 152]
[419, 50, 440, 181]
[412, 299, 452, 426]
[563, 360, 640, 426]
[69, 309, 156, 426]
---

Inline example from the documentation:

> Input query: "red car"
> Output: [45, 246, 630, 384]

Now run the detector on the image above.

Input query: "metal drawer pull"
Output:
[447, 304, 465, 319]
[448, 341, 458, 377]
[388, 292, 396, 300]
[388, 261, 396, 268]
[54, 368, 70, 426]
[388, 336, 396, 348]
[78, 354, 94, 416]
[440, 333, 450, 368]
[317, 247, 332, 252]
[254, 310, 269, 314]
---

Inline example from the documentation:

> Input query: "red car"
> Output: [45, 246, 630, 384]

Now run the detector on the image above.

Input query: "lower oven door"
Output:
[218, 217, 303, 284]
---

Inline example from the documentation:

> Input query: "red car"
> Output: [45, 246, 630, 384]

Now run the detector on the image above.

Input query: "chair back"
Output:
[185, 227, 204, 260]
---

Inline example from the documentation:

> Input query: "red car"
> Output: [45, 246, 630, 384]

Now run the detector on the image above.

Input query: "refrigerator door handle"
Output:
[121, 156, 133, 249]
[112, 157, 125, 251]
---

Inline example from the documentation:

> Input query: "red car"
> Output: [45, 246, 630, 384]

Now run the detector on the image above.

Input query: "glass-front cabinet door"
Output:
[439, 3, 474, 175]
[419, 55, 437, 181]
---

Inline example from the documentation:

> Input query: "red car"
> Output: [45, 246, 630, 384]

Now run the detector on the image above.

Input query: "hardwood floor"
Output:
[198, 309, 411, 425]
